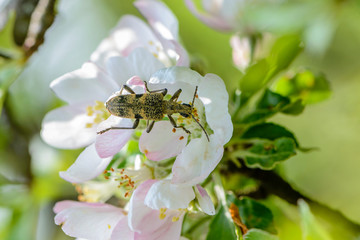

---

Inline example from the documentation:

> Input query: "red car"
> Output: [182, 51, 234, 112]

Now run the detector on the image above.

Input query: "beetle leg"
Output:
[119, 85, 136, 95]
[97, 118, 140, 134]
[170, 89, 182, 102]
[146, 120, 156, 133]
[168, 115, 191, 134]
[144, 81, 167, 96]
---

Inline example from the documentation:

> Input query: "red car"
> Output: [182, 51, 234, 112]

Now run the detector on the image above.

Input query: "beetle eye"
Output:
[180, 113, 190, 118]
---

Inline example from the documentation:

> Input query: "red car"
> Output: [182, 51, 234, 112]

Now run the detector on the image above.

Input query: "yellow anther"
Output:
[153, 53, 159, 58]
[85, 123, 93, 128]
[172, 216, 179, 222]
[108, 224, 111, 229]
[159, 213, 166, 220]
[94, 101, 105, 110]
[86, 106, 94, 116]
[148, 41, 154, 45]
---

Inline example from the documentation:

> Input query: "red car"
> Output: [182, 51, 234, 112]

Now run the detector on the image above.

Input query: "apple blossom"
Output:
[54, 180, 186, 240]
[41, 0, 188, 183]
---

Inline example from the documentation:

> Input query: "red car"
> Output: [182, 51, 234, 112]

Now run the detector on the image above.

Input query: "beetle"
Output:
[97, 81, 210, 141]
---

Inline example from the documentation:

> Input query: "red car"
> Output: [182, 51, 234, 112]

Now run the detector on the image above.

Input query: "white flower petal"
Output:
[199, 73, 233, 144]
[172, 134, 224, 186]
[60, 143, 112, 183]
[139, 121, 187, 161]
[135, 0, 179, 40]
[95, 116, 134, 158]
[106, 48, 165, 87]
[149, 66, 201, 86]
[50, 62, 118, 104]
[195, 185, 215, 215]
[112, 15, 159, 55]
[144, 180, 195, 210]
[54, 200, 125, 240]
[41, 103, 96, 149]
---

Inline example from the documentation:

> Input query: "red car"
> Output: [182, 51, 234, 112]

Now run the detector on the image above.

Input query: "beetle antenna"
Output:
[191, 114, 210, 142]
[190, 86, 210, 142]
[191, 86, 198, 108]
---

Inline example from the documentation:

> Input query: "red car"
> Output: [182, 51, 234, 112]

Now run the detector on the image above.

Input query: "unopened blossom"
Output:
[184, 0, 244, 32]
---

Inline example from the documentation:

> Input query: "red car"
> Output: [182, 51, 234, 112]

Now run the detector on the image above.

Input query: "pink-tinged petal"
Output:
[195, 185, 215, 215]
[128, 180, 161, 233]
[106, 48, 165, 87]
[50, 62, 118, 104]
[199, 73, 233, 145]
[135, 0, 179, 40]
[136, 214, 184, 240]
[60, 143, 112, 183]
[54, 201, 125, 240]
[139, 121, 187, 161]
[95, 116, 134, 158]
[41, 103, 96, 149]
[172, 134, 224, 186]
[110, 216, 135, 240]
[53, 200, 106, 213]
[144, 179, 195, 210]
[184, 0, 233, 31]
[128, 180, 184, 239]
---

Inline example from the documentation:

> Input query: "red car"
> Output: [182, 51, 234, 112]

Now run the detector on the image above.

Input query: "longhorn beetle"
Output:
[97, 81, 210, 141]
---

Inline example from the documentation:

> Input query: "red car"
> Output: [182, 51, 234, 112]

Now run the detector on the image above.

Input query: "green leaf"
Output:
[281, 99, 305, 115]
[267, 35, 303, 77]
[244, 229, 279, 240]
[299, 200, 333, 240]
[241, 123, 299, 147]
[207, 206, 237, 240]
[240, 59, 270, 95]
[240, 89, 291, 123]
[233, 137, 296, 169]
[234, 197, 277, 234]
[272, 70, 331, 104]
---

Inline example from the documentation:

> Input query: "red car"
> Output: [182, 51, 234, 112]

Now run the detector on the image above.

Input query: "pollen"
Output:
[179, 136, 184, 140]
[144, 149, 149, 154]
[108, 224, 111, 229]
[172, 128, 176, 133]
[159, 208, 167, 220]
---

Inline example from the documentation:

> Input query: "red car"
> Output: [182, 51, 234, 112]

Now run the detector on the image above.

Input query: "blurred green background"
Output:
[1, 0, 360, 239]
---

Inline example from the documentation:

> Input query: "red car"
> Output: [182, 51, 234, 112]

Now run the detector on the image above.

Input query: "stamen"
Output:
[84, 101, 110, 128]
[103, 166, 152, 198]
[172, 128, 176, 133]
[179, 136, 184, 140]
[159, 208, 167, 220]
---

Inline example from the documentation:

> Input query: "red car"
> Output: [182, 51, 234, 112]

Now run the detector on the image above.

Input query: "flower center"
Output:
[104, 166, 152, 198]
[75, 180, 117, 203]
[85, 100, 110, 128]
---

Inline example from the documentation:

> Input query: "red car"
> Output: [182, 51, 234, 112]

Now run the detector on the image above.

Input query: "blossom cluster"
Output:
[41, 0, 233, 239]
